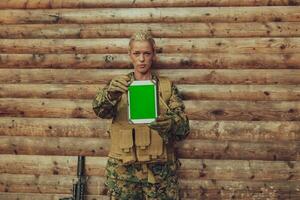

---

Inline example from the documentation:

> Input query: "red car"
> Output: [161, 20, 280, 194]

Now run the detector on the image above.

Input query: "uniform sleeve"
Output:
[92, 84, 119, 119]
[167, 83, 190, 141]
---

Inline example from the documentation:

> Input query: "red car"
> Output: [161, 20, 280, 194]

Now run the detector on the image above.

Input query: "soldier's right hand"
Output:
[107, 75, 131, 100]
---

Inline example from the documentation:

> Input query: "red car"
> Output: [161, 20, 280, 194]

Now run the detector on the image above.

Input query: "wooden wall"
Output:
[0, 0, 300, 199]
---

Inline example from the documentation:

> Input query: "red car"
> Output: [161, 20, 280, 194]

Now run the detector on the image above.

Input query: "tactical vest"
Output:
[108, 76, 174, 164]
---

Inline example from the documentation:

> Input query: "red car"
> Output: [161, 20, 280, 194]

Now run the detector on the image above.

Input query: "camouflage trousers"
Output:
[105, 157, 181, 200]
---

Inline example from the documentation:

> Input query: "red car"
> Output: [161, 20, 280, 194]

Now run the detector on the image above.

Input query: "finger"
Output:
[115, 79, 129, 87]
[149, 122, 170, 129]
[118, 75, 130, 81]
[123, 75, 131, 82]
[112, 79, 129, 89]
[156, 115, 172, 122]
[116, 75, 130, 85]
[148, 123, 162, 130]
[148, 122, 158, 128]
[109, 85, 127, 93]
[111, 82, 128, 92]
[154, 123, 170, 130]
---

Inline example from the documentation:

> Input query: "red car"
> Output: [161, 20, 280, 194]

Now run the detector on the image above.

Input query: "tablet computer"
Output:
[128, 80, 158, 124]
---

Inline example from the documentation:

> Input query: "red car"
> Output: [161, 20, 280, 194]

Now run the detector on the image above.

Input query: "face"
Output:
[129, 40, 155, 75]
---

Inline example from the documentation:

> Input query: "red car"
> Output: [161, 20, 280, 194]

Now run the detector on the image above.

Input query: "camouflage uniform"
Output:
[92, 72, 190, 200]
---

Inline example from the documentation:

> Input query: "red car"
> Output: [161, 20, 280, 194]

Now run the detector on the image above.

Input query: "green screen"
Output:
[129, 84, 156, 119]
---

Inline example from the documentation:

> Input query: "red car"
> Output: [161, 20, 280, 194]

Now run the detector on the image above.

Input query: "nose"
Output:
[138, 54, 145, 62]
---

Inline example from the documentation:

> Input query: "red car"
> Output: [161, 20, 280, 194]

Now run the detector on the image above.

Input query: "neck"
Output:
[134, 70, 152, 80]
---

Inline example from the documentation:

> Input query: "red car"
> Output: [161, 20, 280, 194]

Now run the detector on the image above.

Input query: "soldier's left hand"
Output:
[148, 113, 174, 134]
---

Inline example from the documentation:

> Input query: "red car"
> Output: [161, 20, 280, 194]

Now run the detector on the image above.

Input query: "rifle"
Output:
[60, 156, 86, 200]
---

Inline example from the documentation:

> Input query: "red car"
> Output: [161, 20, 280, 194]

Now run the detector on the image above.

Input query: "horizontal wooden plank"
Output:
[177, 139, 299, 161]
[1, 53, 300, 69]
[1, 84, 300, 101]
[179, 180, 300, 199]
[1, 69, 300, 85]
[0, 0, 299, 9]
[188, 120, 300, 141]
[0, 117, 299, 141]
[0, 38, 299, 54]
[0, 118, 109, 138]
[0, 193, 109, 200]
[185, 100, 300, 121]
[179, 84, 300, 101]
[1, 22, 300, 39]
[1, 192, 299, 200]
[0, 174, 299, 196]
[0, 155, 298, 181]
[0, 136, 298, 161]
[1, 98, 300, 121]
[0, 84, 101, 99]
[0, 7, 299, 24]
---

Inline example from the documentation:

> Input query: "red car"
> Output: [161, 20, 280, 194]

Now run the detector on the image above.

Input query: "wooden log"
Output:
[183, 181, 299, 199]
[1, 98, 300, 121]
[0, 117, 299, 142]
[0, 84, 101, 99]
[0, 193, 109, 200]
[176, 139, 298, 161]
[1, 22, 300, 39]
[185, 100, 300, 121]
[179, 84, 300, 101]
[0, 98, 96, 118]
[0, 155, 298, 181]
[0, 0, 299, 9]
[0, 155, 107, 176]
[0, 117, 109, 138]
[0, 7, 299, 24]
[1, 84, 300, 101]
[0, 136, 109, 156]
[188, 120, 300, 141]
[1, 53, 300, 69]
[179, 179, 300, 192]
[0, 53, 127, 69]
[0, 136, 298, 161]
[0, 98, 94, 119]
[0, 173, 299, 195]
[0, 174, 106, 194]
[1, 69, 300, 85]
[178, 158, 300, 181]
[0, 192, 299, 200]
[0, 38, 299, 54]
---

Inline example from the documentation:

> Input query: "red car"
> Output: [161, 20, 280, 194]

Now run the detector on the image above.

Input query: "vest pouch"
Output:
[119, 129, 134, 153]
[109, 125, 123, 155]
[148, 129, 168, 161]
[135, 126, 151, 161]
[108, 125, 136, 164]
[135, 126, 151, 149]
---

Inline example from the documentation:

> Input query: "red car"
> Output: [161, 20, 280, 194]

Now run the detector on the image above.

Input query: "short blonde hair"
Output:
[129, 30, 156, 51]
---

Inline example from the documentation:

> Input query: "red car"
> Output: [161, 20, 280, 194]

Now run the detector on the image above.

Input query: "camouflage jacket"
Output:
[93, 72, 190, 184]
[92, 72, 190, 143]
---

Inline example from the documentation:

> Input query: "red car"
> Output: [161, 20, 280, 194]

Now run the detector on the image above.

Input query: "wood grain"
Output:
[1, 53, 300, 69]
[0, 0, 299, 9]
[0, 136, 298, 161]
[0, 7, 299, 24]
[1, 22, 300, 39]
[0, 38, 299, 54]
